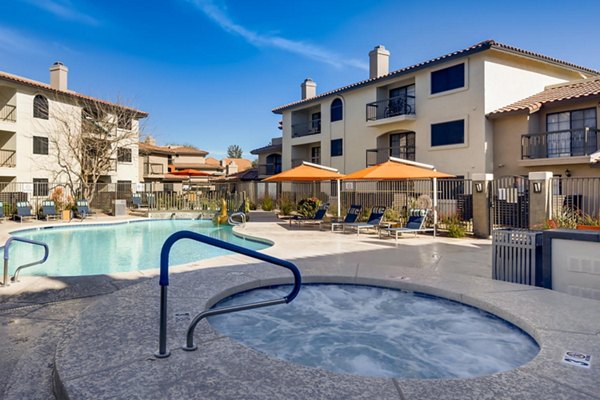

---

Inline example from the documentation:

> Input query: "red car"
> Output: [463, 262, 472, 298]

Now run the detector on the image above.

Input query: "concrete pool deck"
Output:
[1, 212, 599, 399]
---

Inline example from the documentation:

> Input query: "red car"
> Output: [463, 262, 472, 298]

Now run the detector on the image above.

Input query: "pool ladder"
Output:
[227, 212, 246, 226]
[155, 230, 301, 358]
[1, 237, 49, 287]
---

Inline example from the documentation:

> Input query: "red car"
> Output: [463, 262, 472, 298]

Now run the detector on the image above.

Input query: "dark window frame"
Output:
[330, 98, 343, 122]
[33, 136, 49, 155]
[33, 95, 49, 119]
[310, 146, 321, 164]
[117, 147, 132, 163]
[431, 63, 465, 95]
[331, 138, 343, 157]
[431, 119, 465, 147]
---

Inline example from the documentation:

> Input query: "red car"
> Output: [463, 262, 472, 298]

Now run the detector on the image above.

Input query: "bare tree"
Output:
[227, 144, 243, 158]
[42, 95, 144, 204]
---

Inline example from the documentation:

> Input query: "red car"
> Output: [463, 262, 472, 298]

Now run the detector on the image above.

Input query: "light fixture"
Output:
[475, 182, 484, 193]
[533, 182, 542, 193]
[565, 169, 572, 177]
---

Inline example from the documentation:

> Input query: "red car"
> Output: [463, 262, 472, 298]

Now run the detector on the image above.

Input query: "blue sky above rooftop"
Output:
[2, 0, 599, 158]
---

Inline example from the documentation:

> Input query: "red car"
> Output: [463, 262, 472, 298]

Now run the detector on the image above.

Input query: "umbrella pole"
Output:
[432, 177, 438, 237]
[336, 179, 341, 218]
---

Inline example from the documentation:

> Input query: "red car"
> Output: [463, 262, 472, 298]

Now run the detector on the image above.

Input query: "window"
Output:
[33, 136, 49, 155]
[33, 95, 49, 119]
[117, 148, 132, 163]
[118, 114, 132, 130]
[331, 139, 343, 157]
[431, 64, 465, 94]
[331, 99, 343, 122]
[387, 84, 415, 116]
[265, 153, 281, 175]
[33, 178, 48, 197]
[389, 132, 415, 160]
[311, 146, 321, 164]
[546, 108, 597, 157]
[311, 112, 321, 133]
[431, 120, 464, 147]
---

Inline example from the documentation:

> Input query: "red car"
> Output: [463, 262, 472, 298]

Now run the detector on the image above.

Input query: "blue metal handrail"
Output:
[2, 237, 49, 287]
[155, 230, 301, 358]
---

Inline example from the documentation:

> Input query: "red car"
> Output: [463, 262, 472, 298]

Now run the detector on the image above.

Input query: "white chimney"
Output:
[369, 45, 390, 79]
[50, 62, 68, 91]
[301, 78, 317, 100]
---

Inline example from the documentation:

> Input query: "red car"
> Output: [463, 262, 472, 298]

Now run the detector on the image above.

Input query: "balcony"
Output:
[144, 162, 165, 176]
[521, 129, 599, 162]
[292, 119, 321, 138]
[0, 149, 16, 168]
[258, 163, 281, 176]
[0, 104, 16, 123]
[366, 96, 415, 123]
[366, 146, 415, 167]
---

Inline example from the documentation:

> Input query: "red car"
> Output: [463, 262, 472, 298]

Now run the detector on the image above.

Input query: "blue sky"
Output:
[2, 0, 600, 159]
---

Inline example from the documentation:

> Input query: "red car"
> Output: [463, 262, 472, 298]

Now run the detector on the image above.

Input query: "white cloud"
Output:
[189, 0, 368, 70]
[23, 0, 99, 26]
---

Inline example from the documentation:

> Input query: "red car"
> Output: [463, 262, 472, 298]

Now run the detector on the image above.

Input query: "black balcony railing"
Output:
[521, 128, 599, 159]
[292, 119, 321, 138]
[0, 104, 16, 122]
[258, 164, 282, 176]
[366, 146, 415, 166]
[366, 96, 415, 122]
[144, 162, 165, 176]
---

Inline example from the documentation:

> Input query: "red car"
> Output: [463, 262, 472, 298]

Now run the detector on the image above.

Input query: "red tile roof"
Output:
[272, 40, 599, 114]
[0, 70, 148, 117]
[222, 158, 253, 171]
[488, 77, 600, 116]
[139, 142, 208, 156]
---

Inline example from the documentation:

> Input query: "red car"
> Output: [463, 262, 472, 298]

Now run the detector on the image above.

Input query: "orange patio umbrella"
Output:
[262, 162, 345, 217]
[342, 158, 454, 180]
[169, 169, 212, 177]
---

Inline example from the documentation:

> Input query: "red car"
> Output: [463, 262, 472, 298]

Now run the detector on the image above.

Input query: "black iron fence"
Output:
[366, 95, 415, 121]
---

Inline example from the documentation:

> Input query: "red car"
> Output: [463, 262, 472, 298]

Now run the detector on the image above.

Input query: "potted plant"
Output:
[51, 187, 74, 221]
[576, 213, 600, 230]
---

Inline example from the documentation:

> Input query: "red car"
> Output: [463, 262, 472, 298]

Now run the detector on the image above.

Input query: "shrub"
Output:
[444, 216, 466, 238]
[278, 196, 295, 216]
[383, 208, 401, 222]
[260, 195, 274, 211]
[297, 197, 321, 218]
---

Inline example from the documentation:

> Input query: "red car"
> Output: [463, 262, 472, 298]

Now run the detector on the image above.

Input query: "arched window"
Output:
[330, 98, 343, 122]
[33, 95, 49, 119]
[266, 153, 282, 175]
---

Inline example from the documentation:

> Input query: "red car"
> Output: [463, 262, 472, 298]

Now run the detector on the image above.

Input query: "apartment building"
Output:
[0, 62, 147, 193]
[272, 40, 598, 178]
[490, 77, 600, 177]
[250, 137, 282, 178]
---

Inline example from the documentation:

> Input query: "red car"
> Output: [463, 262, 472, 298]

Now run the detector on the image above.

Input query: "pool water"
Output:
[7, 220, 268, 277]
[209, 284, 539, 379]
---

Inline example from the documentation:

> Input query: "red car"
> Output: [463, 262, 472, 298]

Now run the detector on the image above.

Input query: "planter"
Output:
[576, 225, 600, 230]
[62, 210, 72, 221]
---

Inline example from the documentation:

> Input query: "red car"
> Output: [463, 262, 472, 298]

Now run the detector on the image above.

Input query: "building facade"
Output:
[272, 40, 598, 178]
[0, 63, 147, 193]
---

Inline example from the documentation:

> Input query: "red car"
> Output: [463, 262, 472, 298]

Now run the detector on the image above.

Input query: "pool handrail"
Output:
[227, 212, 246, 226]
[155, 230, 301, 359]
[2, 237, 49, 286]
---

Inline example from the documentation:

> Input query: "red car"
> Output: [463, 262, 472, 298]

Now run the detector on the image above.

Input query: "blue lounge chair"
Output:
[16, 201, 36, 222]
[147, 193, 156, 209]
[132, 193, 142, 209]
[342, 206, 389, 236]
[41, 200, 59, 220]
[331, 205, 363, 231]
[290, 203, 329, 229]
[0, 202, 6, 223]
[379, 209, 434, 243]
[76, 200, 93, 220]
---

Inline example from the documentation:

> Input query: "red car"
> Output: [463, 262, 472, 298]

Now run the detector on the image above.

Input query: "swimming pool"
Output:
[209, 284, 539, 379]
[7, 220, 269, 277]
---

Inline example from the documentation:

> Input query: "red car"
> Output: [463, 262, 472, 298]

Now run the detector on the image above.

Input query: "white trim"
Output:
[389, 157, 435, 170]
[301, 161, 339, 172]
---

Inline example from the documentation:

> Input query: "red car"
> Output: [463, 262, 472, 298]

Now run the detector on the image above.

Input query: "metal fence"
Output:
[550, 176, 600, 223]
[492, 229, 544, 287]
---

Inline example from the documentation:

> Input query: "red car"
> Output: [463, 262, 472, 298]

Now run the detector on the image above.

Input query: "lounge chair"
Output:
[0, 202, 6, 223]
[331, 205, 363, 231]
[147, 193, 156, 209]
[41, 200, 59, 220]
[76, 200, 93, 220]
[342, 206, 389, 236]
[132, 193, 142, 209]
[16, 201, 36, 223]
[379, 209, 435, 243]
[290, 203, 329, 229]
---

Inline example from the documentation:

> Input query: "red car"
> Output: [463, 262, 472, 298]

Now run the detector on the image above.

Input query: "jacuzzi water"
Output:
[209, 284, 539, 379]
[6, 220, 268, 277]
